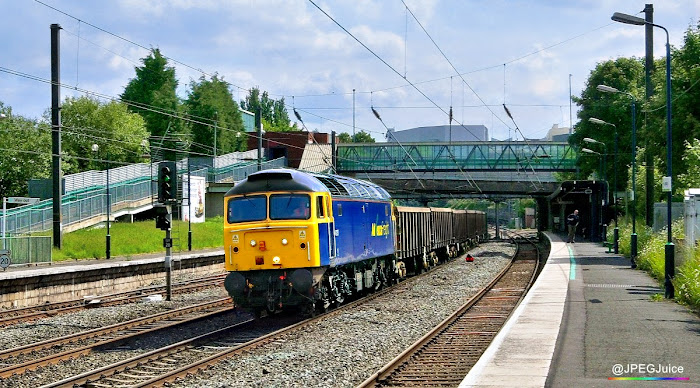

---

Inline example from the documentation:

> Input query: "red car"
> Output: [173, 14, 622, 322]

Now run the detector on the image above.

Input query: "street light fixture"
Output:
[612, 11, 674, 298]
[588, 118, 619, 253]
[582, 141, 607, 181]
[598, 83, 638, 267]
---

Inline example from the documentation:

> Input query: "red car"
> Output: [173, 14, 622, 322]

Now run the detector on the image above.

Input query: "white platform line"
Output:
[460, 233, 570, 388]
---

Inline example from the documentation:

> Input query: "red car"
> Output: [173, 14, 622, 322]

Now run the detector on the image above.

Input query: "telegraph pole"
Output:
[51, 24, 63, 249]
[644, 4, 654, 227]
[256, 108, 263, 171]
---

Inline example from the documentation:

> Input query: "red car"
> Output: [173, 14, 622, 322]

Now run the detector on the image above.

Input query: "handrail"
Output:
[2, 156, 286, 235]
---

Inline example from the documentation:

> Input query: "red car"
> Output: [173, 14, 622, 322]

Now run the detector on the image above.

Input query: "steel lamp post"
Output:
[582, 147, 607, 241]
[597, 84, 638, 266]
[584, 123, 619, 254]
[612, 11, 674, 298]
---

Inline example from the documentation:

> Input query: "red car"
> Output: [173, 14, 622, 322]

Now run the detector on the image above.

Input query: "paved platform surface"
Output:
[0, 247, 224, 280]
[462, 232, 700, 387]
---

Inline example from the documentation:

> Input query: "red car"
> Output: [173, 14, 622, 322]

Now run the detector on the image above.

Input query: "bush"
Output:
[675, 251, 700, 311]
[635, 219, 684, 283]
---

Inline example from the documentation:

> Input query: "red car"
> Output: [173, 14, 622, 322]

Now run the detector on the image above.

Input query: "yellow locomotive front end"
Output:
[223, 170, 334, 315]
[225, 192, 323, 271]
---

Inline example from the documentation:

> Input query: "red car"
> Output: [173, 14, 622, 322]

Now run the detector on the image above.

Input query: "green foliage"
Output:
[678, 139, 700, 190]
[52, 217, 224, 261]
[515, 198, 535, 218]
[240, 87, 297, 132]
[606, 217, 699, 310]
[61, 96, 149, 174]
[570, 57, 644, 194]
[0, 102, 51, 198]
[645, 23, 700, 194]
[446, 199, 490, 211]
[185, 74, 246, 156]
[675, 251, 700, 310]
[337, 130, 375, 143]
[635, 219, 684, 283]
[121, 48, 188, 159]
[553, 171, 577, 182]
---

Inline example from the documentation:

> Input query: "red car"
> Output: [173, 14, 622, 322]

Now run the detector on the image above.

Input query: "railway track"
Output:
[0, 274, 226, 327]
[38, 256, 449, 388]
[358, 233, 540, 387]
[0, 297, 233, 378]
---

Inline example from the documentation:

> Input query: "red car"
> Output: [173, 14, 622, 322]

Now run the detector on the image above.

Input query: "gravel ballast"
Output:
[0, 242, 516, 388]
[175, 242, 515, 388]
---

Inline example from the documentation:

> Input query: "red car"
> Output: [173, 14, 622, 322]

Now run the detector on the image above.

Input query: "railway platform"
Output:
[0, 248, 225, 308]
[462, 232, 700, 387]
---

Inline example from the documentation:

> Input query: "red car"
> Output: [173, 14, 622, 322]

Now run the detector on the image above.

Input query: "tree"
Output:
[240, 87, 298, 132]
[337, 130, 375, 143]
[446, 198, 490, 211]
[0, 102, 51, 198]
[569, 57, 644, 194]
[121, 48, 187, 159]
[185, 75, 245, 156]
[678, 140, 700, 190]
[61, 96, 149, 174]
[663, 22, 700, 191]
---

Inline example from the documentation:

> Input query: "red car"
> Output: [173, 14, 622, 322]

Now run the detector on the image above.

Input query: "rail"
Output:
[357, 233, 540, 387]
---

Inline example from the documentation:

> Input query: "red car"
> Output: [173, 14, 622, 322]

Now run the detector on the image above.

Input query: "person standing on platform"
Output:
[566, 209, 579, 243]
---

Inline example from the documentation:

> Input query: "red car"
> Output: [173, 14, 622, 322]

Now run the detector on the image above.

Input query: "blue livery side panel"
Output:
[332, 199, 394, 266]
[318, 222, 332, 266]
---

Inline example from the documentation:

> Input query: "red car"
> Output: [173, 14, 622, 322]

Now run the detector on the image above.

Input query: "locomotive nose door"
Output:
[317, 194, 334, 266]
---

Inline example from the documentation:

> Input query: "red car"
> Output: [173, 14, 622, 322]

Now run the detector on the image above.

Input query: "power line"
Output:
[33, 0, 252, 95]
[401, 1, 511, 134]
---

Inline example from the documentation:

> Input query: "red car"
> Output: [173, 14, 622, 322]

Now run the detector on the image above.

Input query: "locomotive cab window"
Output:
[270, 194, 311, 220]
[317, 196, 325, 218]
[228, 195, 267, 223]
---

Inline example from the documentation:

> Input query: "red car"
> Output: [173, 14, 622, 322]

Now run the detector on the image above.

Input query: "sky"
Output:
[1, 0, 699, 145]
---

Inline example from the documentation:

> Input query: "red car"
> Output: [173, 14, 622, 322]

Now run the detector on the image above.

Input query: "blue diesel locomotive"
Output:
[223, 169, 486, 316]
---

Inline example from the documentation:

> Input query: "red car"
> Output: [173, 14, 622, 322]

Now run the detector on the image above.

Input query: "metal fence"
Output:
[684, 189, 700, 247]
[2, 154, 287, 236]
[3, 236, 52, 266]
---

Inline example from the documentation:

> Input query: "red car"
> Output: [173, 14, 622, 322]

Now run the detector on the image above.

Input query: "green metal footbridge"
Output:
[336, 141, 577, 199]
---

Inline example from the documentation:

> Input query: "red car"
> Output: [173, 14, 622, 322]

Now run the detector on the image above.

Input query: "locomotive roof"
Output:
[225, 168, 391, 200]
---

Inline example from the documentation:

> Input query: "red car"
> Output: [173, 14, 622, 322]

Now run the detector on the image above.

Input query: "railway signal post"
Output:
[157, 161, 178, 301]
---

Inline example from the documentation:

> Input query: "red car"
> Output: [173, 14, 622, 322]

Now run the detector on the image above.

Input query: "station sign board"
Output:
[7, 197, 40, 205]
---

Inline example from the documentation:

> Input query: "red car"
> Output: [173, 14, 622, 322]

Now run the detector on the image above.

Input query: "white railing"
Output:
[3, 154, 286, 235]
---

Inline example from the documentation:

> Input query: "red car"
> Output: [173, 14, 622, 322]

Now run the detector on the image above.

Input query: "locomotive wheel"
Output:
[302, 301, 317, 318]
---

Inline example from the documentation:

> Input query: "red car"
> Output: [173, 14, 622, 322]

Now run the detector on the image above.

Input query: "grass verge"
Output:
[51, 217, 224, 261]
[611, 218, 700, 312]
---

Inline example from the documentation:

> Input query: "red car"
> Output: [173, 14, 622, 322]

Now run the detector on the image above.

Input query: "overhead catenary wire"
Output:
[292, 108, 336, 174]
[34, 0, 253, 96]
[400, 0, 512, 133]
[1, 64, 557, 196]
[307, 0, 490, 142]
[309, 0, 485, 194]
[36, 0, 615, 138]
[372, 106, 426, 190]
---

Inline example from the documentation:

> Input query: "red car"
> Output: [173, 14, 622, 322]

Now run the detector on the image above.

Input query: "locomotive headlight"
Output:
[281, 238, 288, 246]
[250, 239, 257, 247]
[272, 256, 281, 265]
